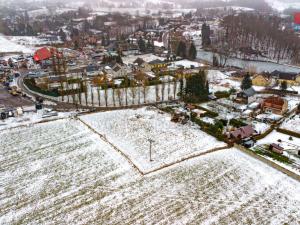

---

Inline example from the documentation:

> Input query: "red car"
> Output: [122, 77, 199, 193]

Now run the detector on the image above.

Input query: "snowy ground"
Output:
[207, 70, 241, 93]
[256, 130, 300, 150]
[0, 110, 73, 131]
[252, 121, 270, 134]
[255, 130, 300, 175]
[281, 114, 300, 134]
[0, 35, 35, 54]
[80, 107, 227, 172]
[1, 119, 300, 224]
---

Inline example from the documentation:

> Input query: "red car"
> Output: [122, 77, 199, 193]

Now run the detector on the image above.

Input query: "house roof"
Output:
[148, 59, 164, 65]
[271, 70, 298, 81]
[230, 125, 255, 139]
[113, 65, 121, 72]
[270, 143, 284, 151]
[133, 58, 146, 66]
[263, 96, 285, 109]
[243, 87, 256, 97]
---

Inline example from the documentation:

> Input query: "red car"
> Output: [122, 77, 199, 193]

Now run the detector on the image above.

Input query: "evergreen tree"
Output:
[138, 37, 146, 53]
[116, 55, 123, 64]
[213, 54, 219, 67]
[188, 43, 197, 60]
[241, 73, 252, 90]
[280, 81, 288, 90]
[59, 28, 66, 42]
[183, 70, 209, 103]
[176, 41, 187, 58]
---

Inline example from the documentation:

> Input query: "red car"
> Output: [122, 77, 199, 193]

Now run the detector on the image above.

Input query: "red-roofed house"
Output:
[261, 96, 288, 115]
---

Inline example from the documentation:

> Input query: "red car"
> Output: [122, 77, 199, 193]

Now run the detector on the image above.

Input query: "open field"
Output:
[79, 107, 227, 172]
[1, 119, 300, 224]
[281, 114, 300, 134]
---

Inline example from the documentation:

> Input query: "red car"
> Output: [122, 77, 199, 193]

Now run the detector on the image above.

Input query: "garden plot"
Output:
[1, 122, 300, 225]
[281, 114, 300, 134]
[80, 107, 227, 172]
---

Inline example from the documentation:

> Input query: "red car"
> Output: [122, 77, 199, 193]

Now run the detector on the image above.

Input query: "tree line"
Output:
[214, 13, 300, 64]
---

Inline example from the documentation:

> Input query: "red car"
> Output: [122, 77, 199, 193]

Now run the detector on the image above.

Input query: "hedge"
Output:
[276, 128, 300, 139]
[24, 78, 60, 97]
[229, 119, 247, 128]
[192, 117, 224, 141]
[196, 105, 219, 118]
[214, 91, 231, 99]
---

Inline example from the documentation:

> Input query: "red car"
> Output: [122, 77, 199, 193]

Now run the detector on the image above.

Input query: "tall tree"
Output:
[188, 43, 197, 60]
[241, 73, 252, 90]
[176, 41, 187, 58]
[183, 70, 209, 103]
[280, 81, 288, 90]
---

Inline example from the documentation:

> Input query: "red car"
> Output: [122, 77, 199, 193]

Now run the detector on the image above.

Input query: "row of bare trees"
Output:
[62, 72, 180, 108]
[214, 13, 300, 64]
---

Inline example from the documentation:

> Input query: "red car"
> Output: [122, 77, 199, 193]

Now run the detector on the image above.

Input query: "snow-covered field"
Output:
[1, 119, 300, 224]
[0, 110, 73, 131]
[281, 114, 300, 134]
[0, 35, 34, 54]
[256, 130, 300, 150]
[80, 107, 227, 172]
[207, 70, 241, 92]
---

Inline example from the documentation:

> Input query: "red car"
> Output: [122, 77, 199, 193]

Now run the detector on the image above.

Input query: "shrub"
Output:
[214, 91, 231, 99]
[229, 119, 247, 128]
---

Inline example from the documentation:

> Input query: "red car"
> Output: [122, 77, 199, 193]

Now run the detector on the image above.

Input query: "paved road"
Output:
[0, 83, 32, 108]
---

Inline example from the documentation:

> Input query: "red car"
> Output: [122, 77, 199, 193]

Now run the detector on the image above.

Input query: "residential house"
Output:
[86, 64, 102, 77]
[252, 74, 271, 86]
[271, 70, 300, 86]
[106, 63, 130, 78]
[269, 143, 284, 154]
[235, 87, 256, 104]
[133, 58, 152, 72]
[261, 96, 288, 115]
[228, 125, 256, 140]
[148, 59, 168, 70]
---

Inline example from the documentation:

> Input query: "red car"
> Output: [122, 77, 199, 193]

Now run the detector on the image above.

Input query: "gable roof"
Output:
[271, 70, 298, 81]
[243, 87, 256, 97]
[230, 125, 255, 139]
[133, 58, 146, 66]
[148, 59, 164, 65]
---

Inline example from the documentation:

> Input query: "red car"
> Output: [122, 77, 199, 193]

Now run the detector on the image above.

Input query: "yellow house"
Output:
[252, 74, 271, 86]
[148, 59, 168, 70]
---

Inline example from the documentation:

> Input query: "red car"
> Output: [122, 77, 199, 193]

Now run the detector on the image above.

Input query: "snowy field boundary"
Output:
[235, 144, 300, 182]
[77, 116, 229, 175]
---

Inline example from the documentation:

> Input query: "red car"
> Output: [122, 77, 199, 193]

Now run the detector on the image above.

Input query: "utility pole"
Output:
[148, 138, 154, 162]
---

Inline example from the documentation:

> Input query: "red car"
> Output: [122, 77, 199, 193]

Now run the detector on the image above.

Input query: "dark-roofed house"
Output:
[235, 87, 256, 104]
[133, 58, 152, 72]
[271, 70, 300, 86]
[228, 125, 256, 141]
[148, 59, 167, 70]
[111, 63, 128, 78]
